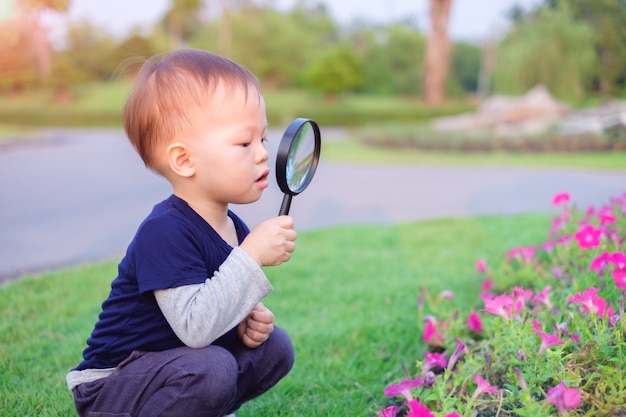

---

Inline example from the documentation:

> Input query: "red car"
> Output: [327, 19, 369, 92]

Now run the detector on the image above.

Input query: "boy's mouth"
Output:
[255, 170, 270, 189]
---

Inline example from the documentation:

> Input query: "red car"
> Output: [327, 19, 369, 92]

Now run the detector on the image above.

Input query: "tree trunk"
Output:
[218, 0, 231, 58]
[424, 0, 452, 105]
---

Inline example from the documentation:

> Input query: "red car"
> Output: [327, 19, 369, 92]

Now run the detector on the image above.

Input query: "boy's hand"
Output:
[237, 303, 275, 348]
[240, 216, 296, 266]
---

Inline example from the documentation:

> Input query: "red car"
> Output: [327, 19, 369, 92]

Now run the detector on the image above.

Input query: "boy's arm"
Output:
[154, 247, 272, 348]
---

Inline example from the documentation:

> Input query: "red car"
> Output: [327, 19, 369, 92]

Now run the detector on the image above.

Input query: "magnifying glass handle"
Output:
[279, 193, 292, 216]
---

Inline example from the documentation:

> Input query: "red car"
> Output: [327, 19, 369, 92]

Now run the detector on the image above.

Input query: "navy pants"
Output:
[72, 327, 294, 417]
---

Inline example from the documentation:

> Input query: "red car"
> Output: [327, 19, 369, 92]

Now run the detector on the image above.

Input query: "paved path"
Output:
[1, 128, 625, 282]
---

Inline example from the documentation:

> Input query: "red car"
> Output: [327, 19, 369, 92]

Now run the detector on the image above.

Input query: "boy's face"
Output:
[187, 82, 269, 206]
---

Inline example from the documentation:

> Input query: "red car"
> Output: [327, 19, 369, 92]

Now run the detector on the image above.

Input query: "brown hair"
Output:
[123, 48, 261, 172]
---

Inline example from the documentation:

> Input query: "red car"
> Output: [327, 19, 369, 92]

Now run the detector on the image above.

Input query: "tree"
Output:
[360, 23, 426, 96]
[303, 44, 365, 98]
[423, 0, 453, 104]
[493, 1, 596, 102]
[162, 0, 203, 49]
[545, 0, 626, 95]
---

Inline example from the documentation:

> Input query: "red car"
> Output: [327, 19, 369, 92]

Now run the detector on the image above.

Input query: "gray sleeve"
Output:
[154, 247, 272, 348]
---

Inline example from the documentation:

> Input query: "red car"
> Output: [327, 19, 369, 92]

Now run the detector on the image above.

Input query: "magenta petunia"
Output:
[608, 252, 626, 269]
[534, 330, 565, 355]
[568, 287, 614, 318]
[467, 312, 483, 333]
[447, 338, 467, 372]
[423, 351, 447, 373]
[589, 252, 610, 272]
[546, 382, 582, 415]
[475, 258, 488, 273]
[484, 293, 514, 321]
[471, 374, 498, 399]
[506, 246, 536, 265]
[384, 378, 424, 401]
[612, 268, 626, 290]
[551, 191, 571, 206]
[379, 405, 398, 417]
[422, 319, 443, 347]
[598, 206, 616, 225]
[531, 286, 553, 309]
[406, 399, 435, 417]
[574, 224, 602, 249]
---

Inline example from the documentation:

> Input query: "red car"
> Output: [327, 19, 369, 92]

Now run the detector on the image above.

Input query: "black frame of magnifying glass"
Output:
[276, 118, 321, 216]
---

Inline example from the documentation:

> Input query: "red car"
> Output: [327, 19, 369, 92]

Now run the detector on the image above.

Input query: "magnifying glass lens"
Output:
[287, 124, 316, 192]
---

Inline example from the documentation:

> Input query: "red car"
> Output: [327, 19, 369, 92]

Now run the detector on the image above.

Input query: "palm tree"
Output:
[423, 0, 452, 105]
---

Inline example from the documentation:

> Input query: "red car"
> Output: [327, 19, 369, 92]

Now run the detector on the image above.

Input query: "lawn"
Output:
[0, 214, 552, 416]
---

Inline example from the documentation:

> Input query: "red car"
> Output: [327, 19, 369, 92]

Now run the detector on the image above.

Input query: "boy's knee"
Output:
[266, 327, 295, 375]
[181, 347, 239, 408]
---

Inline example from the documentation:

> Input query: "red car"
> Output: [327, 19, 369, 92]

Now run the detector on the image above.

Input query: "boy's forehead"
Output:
[205, 79, 263, 104]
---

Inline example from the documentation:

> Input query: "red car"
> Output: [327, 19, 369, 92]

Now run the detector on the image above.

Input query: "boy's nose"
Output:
[255, 144, 268, 164]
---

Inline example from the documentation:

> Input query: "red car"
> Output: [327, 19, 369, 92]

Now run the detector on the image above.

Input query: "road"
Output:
[1, 127, 624, 282]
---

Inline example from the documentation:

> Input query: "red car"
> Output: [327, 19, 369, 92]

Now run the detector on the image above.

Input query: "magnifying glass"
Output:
[276, 118, 322, 216]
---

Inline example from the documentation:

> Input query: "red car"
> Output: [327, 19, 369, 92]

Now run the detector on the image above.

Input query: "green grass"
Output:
[0, 214, 552, 416]
[321, 139, 626, 171]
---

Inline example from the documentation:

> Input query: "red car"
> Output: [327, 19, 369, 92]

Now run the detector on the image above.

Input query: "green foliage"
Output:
[546, 0, 626, 95]
[493, 1, 597, 101]
[360, 23, 426, 96]
[303, 45, 366, 95]
[451, 42, 481, 94]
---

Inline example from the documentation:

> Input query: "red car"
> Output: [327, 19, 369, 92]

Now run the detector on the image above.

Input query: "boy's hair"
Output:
[123, 48, 261, 172]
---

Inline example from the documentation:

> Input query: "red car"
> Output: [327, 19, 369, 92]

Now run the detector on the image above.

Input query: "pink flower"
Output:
[531, 286, 553, 309]
[423, 351, 447, 373]
[608, 252, 626, 269]
[467, 312, 483, 333]
[552, 191, 571, 206]
[568, 287, 614, 318]
[384, 377, 424, 401]
[571, 333, 581, 343]
[471, 374, 498, 399]
[513, 286, 533, 316]
[598, 206, 616, 225]
[589, 252, 610, 272]
[574, 224, 601, 249]
[480, 276, 494, 294]
[484, 293, 514, 321]
[447, 338, 467, 372]
[475, 259, 488, 273]
[506, 246, 536, 265]
[438, 290, 454, 300]
[546, 382, 582, 415]
[422, 319, 443, 347]
[612, 268, 626, 290]
[534, 330, 564, 355]
[379, 405, 398, 417]
[406, 399, 435, 417]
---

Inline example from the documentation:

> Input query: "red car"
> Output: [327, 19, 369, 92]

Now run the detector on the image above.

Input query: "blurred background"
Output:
[1, 0, 625, 135]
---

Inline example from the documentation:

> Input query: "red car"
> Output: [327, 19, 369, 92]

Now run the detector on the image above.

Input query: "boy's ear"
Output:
[166, 142, 196, 178]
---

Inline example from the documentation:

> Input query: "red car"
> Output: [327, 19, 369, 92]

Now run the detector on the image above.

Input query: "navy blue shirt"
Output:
[76, 195, 249, 370]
